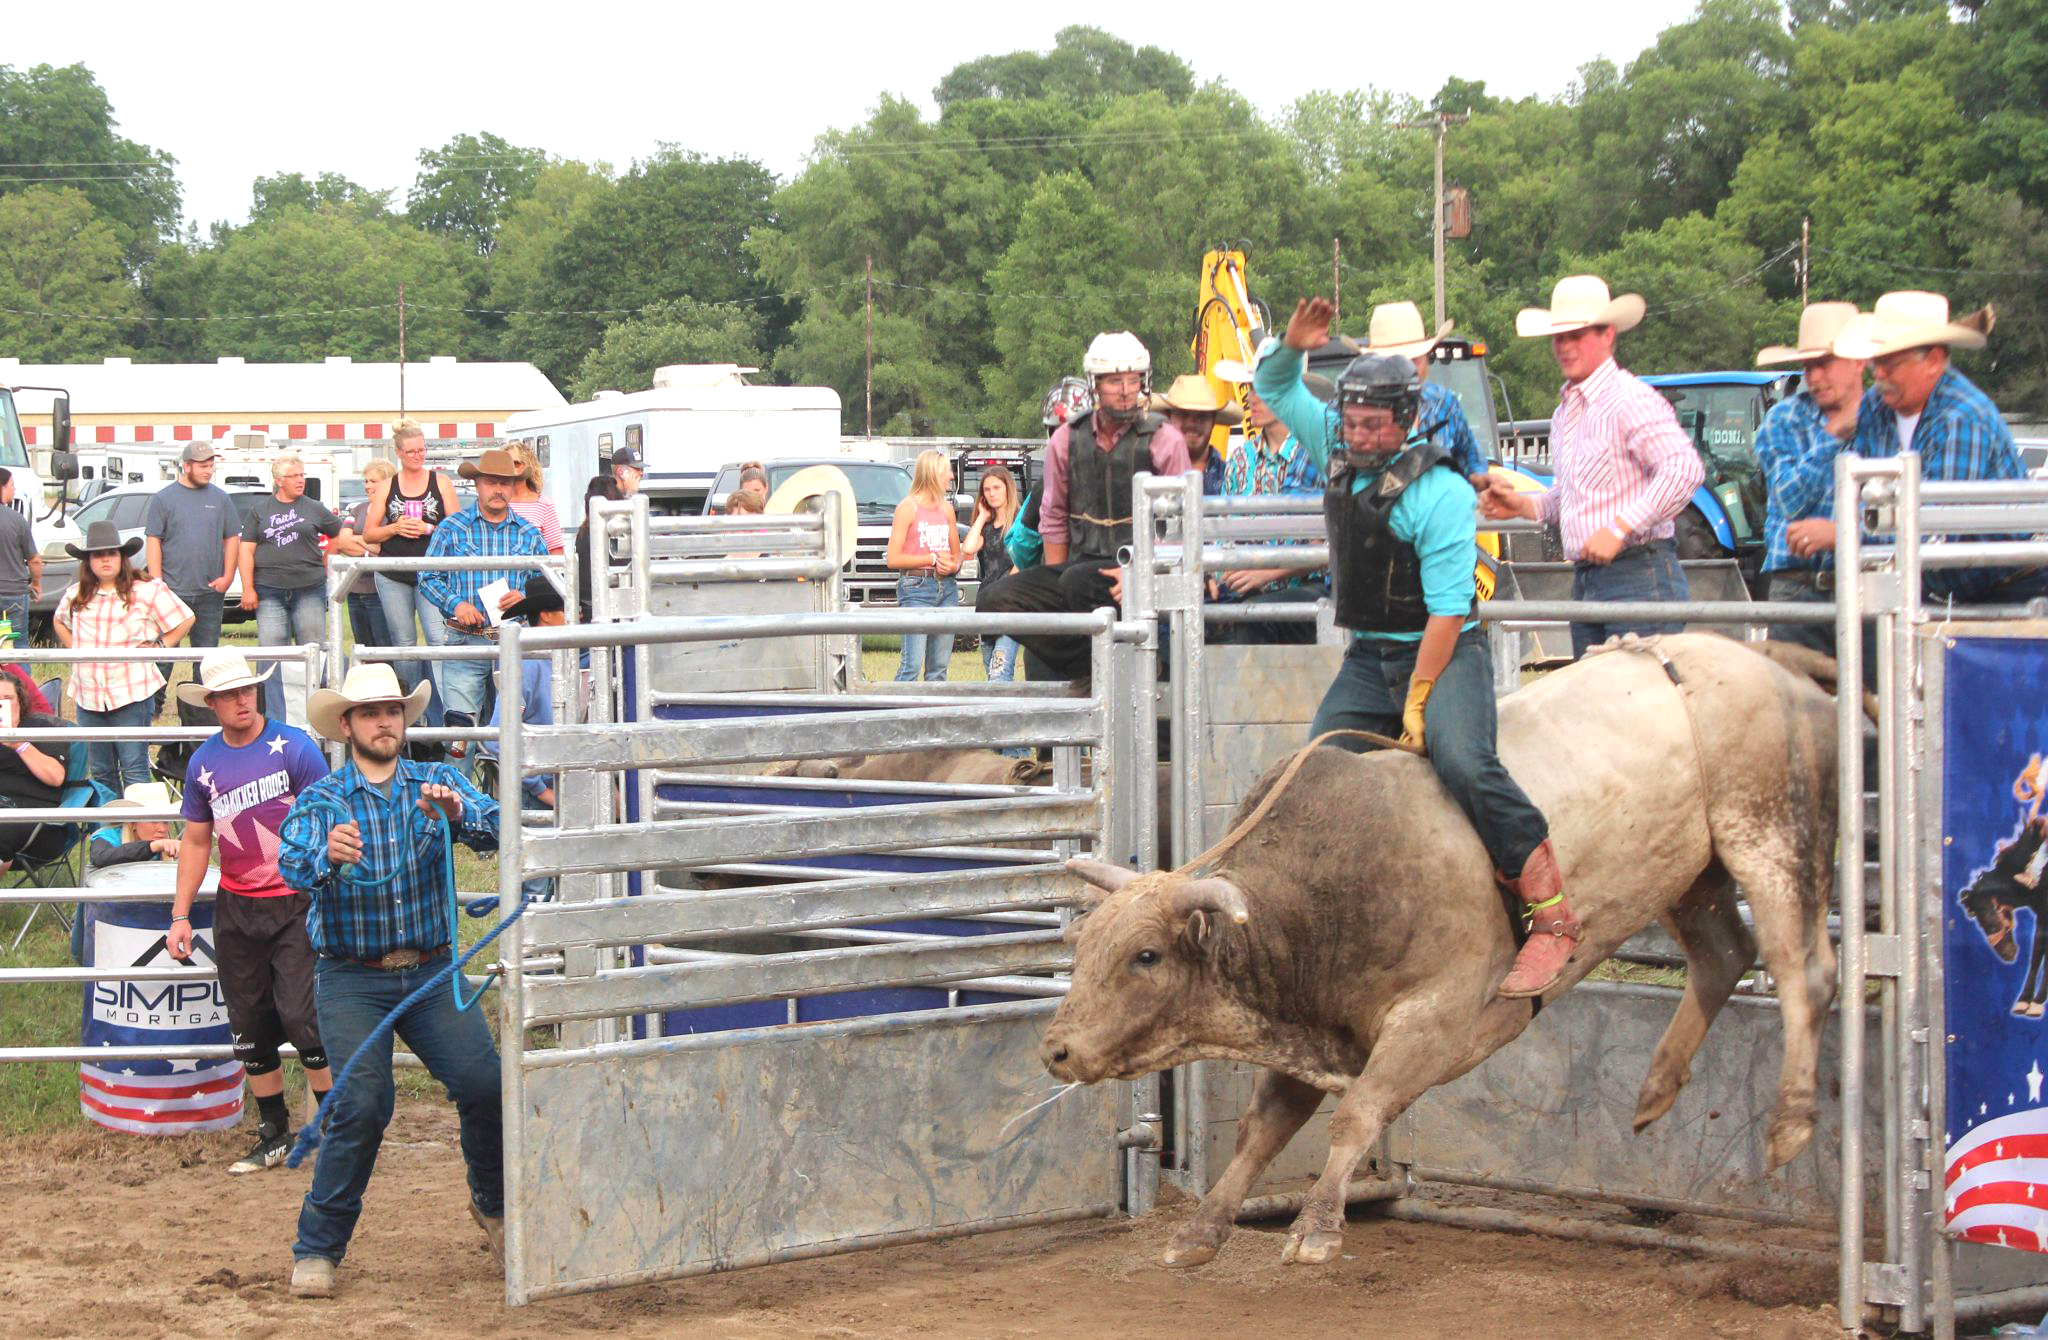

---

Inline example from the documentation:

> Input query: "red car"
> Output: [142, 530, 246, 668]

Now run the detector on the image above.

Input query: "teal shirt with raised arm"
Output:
[1251, 340, 1479, 643]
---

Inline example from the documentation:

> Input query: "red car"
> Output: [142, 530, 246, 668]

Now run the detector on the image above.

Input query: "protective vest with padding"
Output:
[1326, 441, 1459, 634]
[1064, 411, 1160, 561]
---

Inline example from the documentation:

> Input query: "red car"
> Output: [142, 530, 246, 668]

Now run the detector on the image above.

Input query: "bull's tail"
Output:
[1745, 640, 1878, 723]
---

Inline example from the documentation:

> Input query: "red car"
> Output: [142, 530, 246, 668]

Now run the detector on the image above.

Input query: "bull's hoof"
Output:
[1766, 1111, 1815, 1170]
[1631, 1066, 1690, 1133]
[1280, 1228, 1344, 1265]
[1160, 1240, 1220, 1269]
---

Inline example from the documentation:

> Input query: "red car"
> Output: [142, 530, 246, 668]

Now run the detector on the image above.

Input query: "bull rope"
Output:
[276, 786, 532, 1169]
[1174, 728, 1416, 876]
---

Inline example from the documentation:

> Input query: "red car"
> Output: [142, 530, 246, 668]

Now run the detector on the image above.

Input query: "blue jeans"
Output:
[894, 574, 958, 682]
[158, 586, 225, 713]
[370, 574, 448, 725]
[1568, 539, 1688, 659]
[0, 592, 28, 647]
[439, 628, 494, 723]
[294, 955, 503, 1264]
[78, 697, 153, 794]
[346, 588, 392, 656]
[255, 583, 325, 725]
[1310, 626, 1549, 877]
[981, 634, 1020, 682]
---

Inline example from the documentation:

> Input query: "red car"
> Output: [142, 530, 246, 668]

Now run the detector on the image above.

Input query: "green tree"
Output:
[0, 186, 142, 359]
[567, 302, 766, 401]
[489, 160, 611, 358]
[934, 26, 1193, 107]
[1575, 213, 1793, 378]
[1948, 187, 2048, 413]
[251, 171, 390, 221]
[0, 64, 179, 266]
[408, 132, 546, 256]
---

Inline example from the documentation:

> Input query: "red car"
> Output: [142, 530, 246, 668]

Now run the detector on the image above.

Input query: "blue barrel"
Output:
[78, 871, 244, 1135]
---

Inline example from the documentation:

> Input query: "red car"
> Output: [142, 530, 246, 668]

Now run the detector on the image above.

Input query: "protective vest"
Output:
[1325, 440, 1460, 634]
[1064, 410, 1161, 561]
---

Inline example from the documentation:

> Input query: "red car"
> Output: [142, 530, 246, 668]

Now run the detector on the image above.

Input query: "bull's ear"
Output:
[1066, 858, 1139, 893]
[1182, 908, 1213, 949]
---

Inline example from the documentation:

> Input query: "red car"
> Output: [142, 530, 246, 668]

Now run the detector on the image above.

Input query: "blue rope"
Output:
[280, 785, 530, 1169]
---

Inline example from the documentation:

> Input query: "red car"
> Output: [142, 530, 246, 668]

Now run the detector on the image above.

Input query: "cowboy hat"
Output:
[63, 519, 143, 562]
[764, 465, 858, 567]
[176, 648, 276, 709]
[1756, 302, 1863, 366]
[1146, 375, 1244, 426]
[105, 781, 176, 813]
[307, 662, 431, 744]
[1515, 275, 1646, 338]
[457, 447, 524, 481]
[1351, 301, 1453, 360]
[1829, 290, 1991, 360]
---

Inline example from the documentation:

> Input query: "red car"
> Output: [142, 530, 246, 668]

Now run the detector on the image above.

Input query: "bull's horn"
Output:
[1066, 858, 1139, 893]
[1170, 877, 1249, 925]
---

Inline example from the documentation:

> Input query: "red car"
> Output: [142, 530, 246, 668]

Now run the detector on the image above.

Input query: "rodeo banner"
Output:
[1943, 635, 2048, 1254]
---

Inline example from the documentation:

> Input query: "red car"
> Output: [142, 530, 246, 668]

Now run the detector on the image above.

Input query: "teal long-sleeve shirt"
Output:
[1251, 341, 1479, 642]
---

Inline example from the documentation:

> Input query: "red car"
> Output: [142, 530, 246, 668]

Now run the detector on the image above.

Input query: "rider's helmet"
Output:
[1040, 375, 1095, 431]
[1080, 331, 1152, 421]
[1335, 352, 1422, 463]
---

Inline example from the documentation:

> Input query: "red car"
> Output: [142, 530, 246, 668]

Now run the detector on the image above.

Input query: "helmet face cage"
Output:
[1041, 376, 1095, 430]
[1337, 353, 1422, 441]
[1080, 332, 1152, 418]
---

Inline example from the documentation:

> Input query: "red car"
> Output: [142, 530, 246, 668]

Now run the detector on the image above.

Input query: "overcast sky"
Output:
[15, 0, 1703, 229]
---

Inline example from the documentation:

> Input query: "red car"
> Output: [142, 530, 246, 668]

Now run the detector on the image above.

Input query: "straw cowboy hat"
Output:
[176, 647, 275, 709]
[1830, 290, 1992, 360]
[1147, 375, 1244, 426]
[456, 447, 524, 480]
[307, 662, 431, 744]
[1515, 275, 1646, 338]
[1347, 301, 1453, 360]
[104, 781, 175, 813]
[1755, 302, 1863, 366]
[63, 519, 143, 562]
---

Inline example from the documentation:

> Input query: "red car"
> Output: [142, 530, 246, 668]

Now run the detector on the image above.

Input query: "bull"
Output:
[765, 750, 1051, 786]
[1041, 634, 1841, 1268]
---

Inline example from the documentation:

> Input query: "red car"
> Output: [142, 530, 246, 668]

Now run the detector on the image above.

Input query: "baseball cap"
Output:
[611, 445, 644, 470]
[181, 440, 217, 463]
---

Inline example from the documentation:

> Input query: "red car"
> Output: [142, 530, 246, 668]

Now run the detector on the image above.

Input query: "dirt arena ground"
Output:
[0, 1097, 1851, 1340]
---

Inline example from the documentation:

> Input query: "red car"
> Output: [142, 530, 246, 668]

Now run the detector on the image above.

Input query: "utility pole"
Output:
[864, 255, 874, 438]
[1398, 110, 1469, 331]
[1332, 237, 1342, 331]
[1800, 216, 1811, 309]
[397, 281, 407, 416]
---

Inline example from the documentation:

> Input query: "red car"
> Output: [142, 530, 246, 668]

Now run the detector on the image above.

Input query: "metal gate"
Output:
[487, 504, 1156, 1304]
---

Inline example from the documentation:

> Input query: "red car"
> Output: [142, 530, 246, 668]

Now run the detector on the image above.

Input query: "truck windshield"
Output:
[768, 463, 910, 515]
[1658, 384, 1767, 468]
[1428, 360, 1495, 441]
[0, 393, 29, 468]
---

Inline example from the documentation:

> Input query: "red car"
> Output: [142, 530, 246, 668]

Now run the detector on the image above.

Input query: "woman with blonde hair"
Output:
[883, 449, 961, 682]
[505, 442, 564, 554]
[960, 464, 1021, 680]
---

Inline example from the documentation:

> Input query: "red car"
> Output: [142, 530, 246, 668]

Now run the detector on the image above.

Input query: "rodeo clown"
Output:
[1252, 296, 1576, 998]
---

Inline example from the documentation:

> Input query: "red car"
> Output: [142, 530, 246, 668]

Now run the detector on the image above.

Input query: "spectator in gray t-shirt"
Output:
[0, 468, 43, 645]
[239, 453, 341, 724]
[144, 442, 240, 706]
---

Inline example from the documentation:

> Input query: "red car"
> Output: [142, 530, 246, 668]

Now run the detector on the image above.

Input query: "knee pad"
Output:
[241, 1045, 283, 1077]
[296, 1047, 328, 1071]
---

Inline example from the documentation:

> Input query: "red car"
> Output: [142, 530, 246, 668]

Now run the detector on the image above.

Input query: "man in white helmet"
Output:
[970, 329, 1187, 676]
[976, 332, 1192, 680]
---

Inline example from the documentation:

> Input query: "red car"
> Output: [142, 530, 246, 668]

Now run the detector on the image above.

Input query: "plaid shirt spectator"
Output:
[1536, 357, 1705, 558]
[55, 579, 193, 711]
[1200, 449, 1227, 497]
[279, 758, 499, 960]
[1851, 364, 2027, 601]
[1215, 425, 1329, 599]
[1754, 391, 1839, 576]
[416, 506, 547, 621]
[1418, 379, 1487, 479]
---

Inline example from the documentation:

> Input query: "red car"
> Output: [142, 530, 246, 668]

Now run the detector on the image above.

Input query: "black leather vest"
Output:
[1325, 441, 1460, 634]
[1064, 410, 1160, 561]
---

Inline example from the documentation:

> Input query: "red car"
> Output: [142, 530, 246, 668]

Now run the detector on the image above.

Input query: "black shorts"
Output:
[214, 890, 324, 1066]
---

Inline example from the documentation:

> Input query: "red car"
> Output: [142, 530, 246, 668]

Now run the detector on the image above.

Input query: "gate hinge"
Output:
[1864, 935, 1902, 978]
[1118, 1114, 1162, 1151]
[1864, 1261, 1910, 1306]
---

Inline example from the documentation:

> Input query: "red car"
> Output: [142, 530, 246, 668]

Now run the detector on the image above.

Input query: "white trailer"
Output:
[502, 365, 842, 520]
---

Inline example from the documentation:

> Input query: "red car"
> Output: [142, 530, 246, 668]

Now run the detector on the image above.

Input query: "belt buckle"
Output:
[1814, 570, 1835, 595]
[381, 948, 421, 970]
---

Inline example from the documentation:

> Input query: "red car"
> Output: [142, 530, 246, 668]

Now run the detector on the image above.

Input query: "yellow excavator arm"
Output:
[1189, 246, 1265, 460]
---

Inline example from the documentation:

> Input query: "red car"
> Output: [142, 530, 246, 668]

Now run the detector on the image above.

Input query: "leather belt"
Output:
[338, 944, 449, 971]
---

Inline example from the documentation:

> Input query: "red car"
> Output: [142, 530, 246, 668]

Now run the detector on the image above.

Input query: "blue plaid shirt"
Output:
[1851, 365, 2027, 600]
[280, 758, 500, 960]
[1417, 379, 1487, 479]
[1216, 425, 1328, 598]
[1754, 391, 1839, 575]
[417, 505, 547, 622]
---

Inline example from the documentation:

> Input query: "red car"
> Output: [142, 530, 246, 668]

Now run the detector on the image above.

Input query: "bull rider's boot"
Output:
[1497, 839, 1581, 999]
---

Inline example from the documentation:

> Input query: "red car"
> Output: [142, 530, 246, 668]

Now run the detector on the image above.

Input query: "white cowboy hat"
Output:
[307, 662, 430, 744]
[1146, 374, 1244, 426]
[1829, 290, 1991, 360]
[1515, 275, 1646, 338]
[176, 648, 275, 709]
[105, 781, 176, 812]
[763, 465, 858, 568]
[1351, 301, 1453, 360]
[1210, 358, 1252, 385]
[1755, 302, 1863, 366]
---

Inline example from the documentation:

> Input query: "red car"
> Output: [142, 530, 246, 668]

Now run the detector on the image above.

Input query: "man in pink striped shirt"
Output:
[1482, 275, 1705, 658]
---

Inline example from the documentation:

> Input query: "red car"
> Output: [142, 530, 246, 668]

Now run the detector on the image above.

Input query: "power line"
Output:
[1811, 245, 2048, 279]
[1646, 242, 1799, 315]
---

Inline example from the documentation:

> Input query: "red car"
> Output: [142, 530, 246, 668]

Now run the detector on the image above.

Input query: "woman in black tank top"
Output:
[378, 469, 446, 583]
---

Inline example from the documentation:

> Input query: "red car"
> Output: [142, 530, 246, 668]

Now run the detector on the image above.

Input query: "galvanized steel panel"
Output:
[507, 1006, 1120, 1302]
[645, 579, 823, 695]
[1201, 645, 1342, 725]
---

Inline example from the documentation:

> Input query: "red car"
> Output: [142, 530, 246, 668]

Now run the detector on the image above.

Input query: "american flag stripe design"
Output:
[1945, 1109, 2048, 1249]
[79, 1066, 243, 1101]
[1540, 360, 1705, 559]
[79, 1091, 245, 1135]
